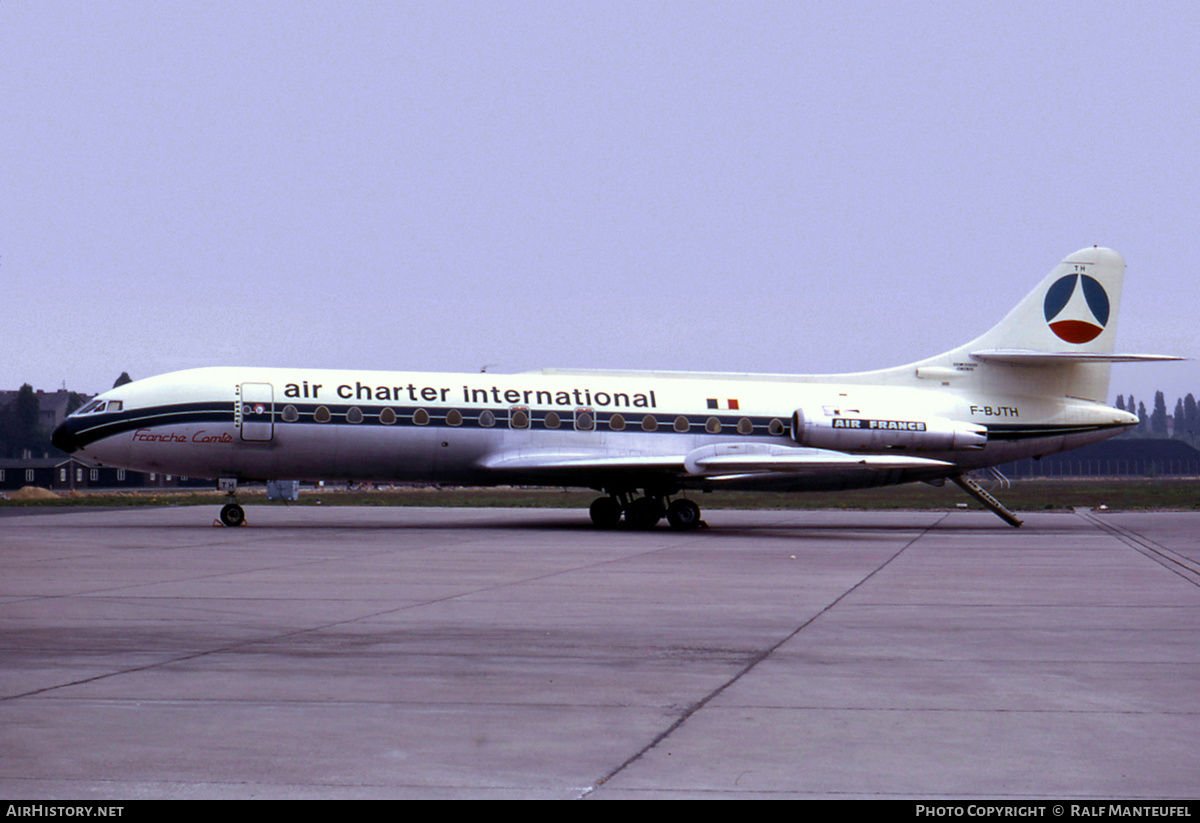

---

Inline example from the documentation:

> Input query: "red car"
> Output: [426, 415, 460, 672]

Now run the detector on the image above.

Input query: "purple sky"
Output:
[4, 2, 1196, 407]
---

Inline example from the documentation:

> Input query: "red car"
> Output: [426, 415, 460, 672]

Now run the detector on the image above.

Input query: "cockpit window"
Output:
[77, 399, 122, 415]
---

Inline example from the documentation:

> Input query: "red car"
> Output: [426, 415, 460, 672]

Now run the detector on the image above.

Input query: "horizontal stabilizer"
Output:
[971, 349, 1184, 364]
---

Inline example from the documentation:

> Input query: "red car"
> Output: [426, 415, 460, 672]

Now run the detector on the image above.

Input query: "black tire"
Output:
[220, 503, 245, 527]
[667, 499, 702, 530]
[589, 497, 623, 529]
[626, 496, 664, 530]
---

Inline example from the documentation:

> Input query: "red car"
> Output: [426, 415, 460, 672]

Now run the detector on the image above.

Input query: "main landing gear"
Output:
[217, 478, 246, 527]
[589, 491, 704, 531]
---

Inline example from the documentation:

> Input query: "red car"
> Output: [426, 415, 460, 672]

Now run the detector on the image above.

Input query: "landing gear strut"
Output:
[588, 491, 704, 531]
[218, 478, 246, 527]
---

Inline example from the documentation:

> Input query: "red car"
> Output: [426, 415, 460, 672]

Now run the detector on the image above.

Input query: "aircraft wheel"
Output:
[626, 496, 664, 530]
[667, 499, 702, 530]
[589, 497, 623, 529]
[220, 503, 246, 527]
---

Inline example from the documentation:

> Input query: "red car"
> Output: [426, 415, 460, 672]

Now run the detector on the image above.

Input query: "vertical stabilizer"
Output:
[955, 246, 1123, 402]
[841, 247, 1130, 402]
[960, 246, 1124, 356]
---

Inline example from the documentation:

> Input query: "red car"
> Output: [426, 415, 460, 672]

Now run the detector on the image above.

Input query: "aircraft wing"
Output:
[477, 450, 685, 473]
[477, 444, 952, 480]
[681, 443, 950, 477]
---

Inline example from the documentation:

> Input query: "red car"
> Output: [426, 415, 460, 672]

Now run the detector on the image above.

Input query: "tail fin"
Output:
[962, 246, 1125, 356]
[944, 246, 1125, 402]
[847, 247, 1176, 403]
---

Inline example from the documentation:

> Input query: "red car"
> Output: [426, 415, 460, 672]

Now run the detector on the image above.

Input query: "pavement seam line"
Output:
[580, 512, 949, 797]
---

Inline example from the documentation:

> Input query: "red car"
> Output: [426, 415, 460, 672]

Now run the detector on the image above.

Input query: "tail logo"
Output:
[1043, 274, 1109, 344]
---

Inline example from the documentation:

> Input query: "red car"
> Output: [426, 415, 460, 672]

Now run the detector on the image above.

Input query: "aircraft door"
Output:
[239, 382, 275, 442]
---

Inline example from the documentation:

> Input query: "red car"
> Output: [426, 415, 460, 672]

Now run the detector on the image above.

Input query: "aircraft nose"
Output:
[52, 420, 80, 453]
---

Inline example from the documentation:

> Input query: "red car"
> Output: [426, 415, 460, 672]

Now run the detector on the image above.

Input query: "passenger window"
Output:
[705, 417, 722, 434]
[510, 407, 530, 429]
[575, 409, 595, 431]
[543, 411, 560, 429]
[478, 410, 496, 428]
[641, 415, 658, 432]
[347, 406, 363, 424]
[768, 418, 786, 436]
[413, 409, 430, 426]
[608, 413, 625, 431]
[380, 407, 397, 425]
[445, 409, 463, 427]
[674, 416, 690, 433]
[314, 406, 331, 423]
[282, 405, 299, 423]
[737, 418, 753, 435]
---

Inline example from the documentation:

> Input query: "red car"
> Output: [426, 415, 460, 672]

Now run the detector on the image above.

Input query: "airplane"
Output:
[52, 246, 1180, 530]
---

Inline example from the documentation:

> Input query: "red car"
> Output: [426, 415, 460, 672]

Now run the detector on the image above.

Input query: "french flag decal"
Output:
[706, 398, 740, 410]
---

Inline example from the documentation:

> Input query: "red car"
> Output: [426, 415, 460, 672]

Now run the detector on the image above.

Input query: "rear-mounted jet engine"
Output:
[791, 407, 986, 452]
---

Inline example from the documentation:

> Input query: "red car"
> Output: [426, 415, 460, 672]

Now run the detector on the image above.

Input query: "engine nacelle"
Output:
[792, 407, 986, 452]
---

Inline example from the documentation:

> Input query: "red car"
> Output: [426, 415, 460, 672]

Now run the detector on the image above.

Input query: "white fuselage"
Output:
[51, 247, 1169, 529]
[59, 365, 1132, 494]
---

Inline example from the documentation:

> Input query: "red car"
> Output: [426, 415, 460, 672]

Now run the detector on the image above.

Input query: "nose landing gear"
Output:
[217, 478, 246, 527]
[219, 502, 246, 527]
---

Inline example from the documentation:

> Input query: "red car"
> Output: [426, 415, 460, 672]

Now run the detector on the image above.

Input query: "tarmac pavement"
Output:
[1, 506, 1198, 799]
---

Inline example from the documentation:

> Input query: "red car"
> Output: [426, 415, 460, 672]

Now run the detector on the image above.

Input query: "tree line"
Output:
[1115, 391, 1199, 444]
[0, 385, 74, 458]
[0, 373, 129, 459]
